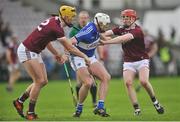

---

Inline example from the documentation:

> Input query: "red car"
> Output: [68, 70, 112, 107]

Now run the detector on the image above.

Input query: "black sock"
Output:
[133, 103, 140, 110]
[76, 85, 81, 99]
[28, 100, 36, 113]
[151, 96, 157, 103]
[18, 92, 29, 103]
[90, 84, 97, 104]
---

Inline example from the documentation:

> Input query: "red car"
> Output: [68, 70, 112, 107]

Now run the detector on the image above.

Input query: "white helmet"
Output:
[94, 13, 110, 25]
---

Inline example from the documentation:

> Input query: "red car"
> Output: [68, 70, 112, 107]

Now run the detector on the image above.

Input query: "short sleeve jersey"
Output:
[112, 24, 149, 62]
[23, 16, 65, 53]
[69, 24, 82, 38]
[74, 22, 100, 57]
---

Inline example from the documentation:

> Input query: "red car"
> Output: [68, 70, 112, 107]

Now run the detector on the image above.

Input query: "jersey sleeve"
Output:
[74, 30, 86, 43]
[53, 25, 65, 38]
[69, 28, 78, 38]
[129, 28, 142, 39]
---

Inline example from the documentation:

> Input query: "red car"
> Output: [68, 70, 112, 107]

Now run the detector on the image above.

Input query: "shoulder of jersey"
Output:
[49, 16, 59, 23]
[81, 22, 95, 31]
[135, 24, 142, 31]
[87, 22, 95, 27]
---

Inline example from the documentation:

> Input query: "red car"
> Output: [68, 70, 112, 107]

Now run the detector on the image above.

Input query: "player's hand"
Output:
[55, 54, 68, 64]
[84, 56, 91, 66]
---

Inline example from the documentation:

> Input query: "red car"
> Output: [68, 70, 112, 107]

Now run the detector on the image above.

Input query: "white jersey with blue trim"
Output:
[74, 22, 100, 57]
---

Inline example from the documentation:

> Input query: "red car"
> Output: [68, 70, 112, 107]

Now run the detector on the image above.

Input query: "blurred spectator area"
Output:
[0, 0, 47, 42]
[143, 8, 180, 45]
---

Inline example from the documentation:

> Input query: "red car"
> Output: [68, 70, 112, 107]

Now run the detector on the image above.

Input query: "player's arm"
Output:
[148, 42, 158, 58]
[46, 42, 68, 64]
[57, 37, 90, 65]
[6, 48, 13, 65]
[60, 37, 77, 55]
[104, 30, 114, 36]
[100, 30, 114, 41]
[46, 42, 59, 56]
[100, 33, 134, 45]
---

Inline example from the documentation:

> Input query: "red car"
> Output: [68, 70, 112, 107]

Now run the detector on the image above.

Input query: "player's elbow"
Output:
[66, 46, 76, 54]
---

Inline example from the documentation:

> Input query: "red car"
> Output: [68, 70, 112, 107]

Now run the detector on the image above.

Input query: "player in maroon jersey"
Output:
[13, 5, 90, 120]
[6, 35, 21, 92]
[101, 9, 164, 115]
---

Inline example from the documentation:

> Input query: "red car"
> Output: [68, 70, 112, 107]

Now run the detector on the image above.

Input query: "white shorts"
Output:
[17, 43, 43, 63]
[70, 55, 98, 71]
[8, 64, 19, 72]
[123, 59, 149, 73]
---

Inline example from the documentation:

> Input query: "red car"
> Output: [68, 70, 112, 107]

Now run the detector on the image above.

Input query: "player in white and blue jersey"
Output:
[70, 13, 111, 117]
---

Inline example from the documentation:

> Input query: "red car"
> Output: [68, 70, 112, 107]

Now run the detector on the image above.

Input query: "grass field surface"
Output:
[0, 77, 180, 121]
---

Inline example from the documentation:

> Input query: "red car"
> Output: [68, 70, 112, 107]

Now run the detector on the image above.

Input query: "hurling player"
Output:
[101, 9, 164, 115]
[13, 5, 90, 120]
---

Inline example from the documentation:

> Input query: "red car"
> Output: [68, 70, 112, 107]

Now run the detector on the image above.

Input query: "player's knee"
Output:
[84, 78, 93, 88]
[140, 80, 148, 87]
[38, 80, 48, 87]
[34, 78, 48, 87]
[101, 73, 111, 83]
[104, 73, 111, 82]
[84, 82, 92, 88]
[42, 80, 48, 87]
[125, 80, 133, 87]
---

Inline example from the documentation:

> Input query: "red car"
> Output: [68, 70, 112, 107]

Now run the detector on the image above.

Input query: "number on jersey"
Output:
[37, 19, 50, 31]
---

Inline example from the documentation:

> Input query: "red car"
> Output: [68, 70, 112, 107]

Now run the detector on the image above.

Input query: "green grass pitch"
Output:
[0, 77, 180, 121]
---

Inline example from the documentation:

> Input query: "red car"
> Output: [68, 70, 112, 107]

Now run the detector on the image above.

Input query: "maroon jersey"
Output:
[112, 24, 149, 62]
[23, 17, 65, 53]
[8, 42, 18, 64]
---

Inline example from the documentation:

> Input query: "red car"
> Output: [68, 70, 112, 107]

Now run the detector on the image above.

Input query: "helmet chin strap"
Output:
[59, 10, 73, 27]
[95, 17, 104, 33]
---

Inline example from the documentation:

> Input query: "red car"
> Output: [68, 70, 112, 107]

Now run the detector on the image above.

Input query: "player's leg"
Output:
[138, 67, 164, 114]
[136, 59, 154, 92]
[89, 61, 111, 117]
[90, 80, 97, 107]
[13, 83, 34, 118]
[25, 58, 48, 120]
[7, 66, 21, 92]
[75, 74, 82, 100]
[12, 62, 36, 118]
[14, 59, 47, 120]
[70, 56, 94, 117]
[77, 73, 97, 107]
[73, 67, 94, 117]
[123, 69, 141, 115]
[7, 70, 18, 91]
[7, 71, 14, 92]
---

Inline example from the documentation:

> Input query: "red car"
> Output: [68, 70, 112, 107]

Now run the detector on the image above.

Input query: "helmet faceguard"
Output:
[59, 5, 77, 27]
[94, 13, 110, 33]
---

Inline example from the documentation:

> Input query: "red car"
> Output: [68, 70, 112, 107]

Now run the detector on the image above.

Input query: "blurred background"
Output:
[0, 0, 180, 82]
